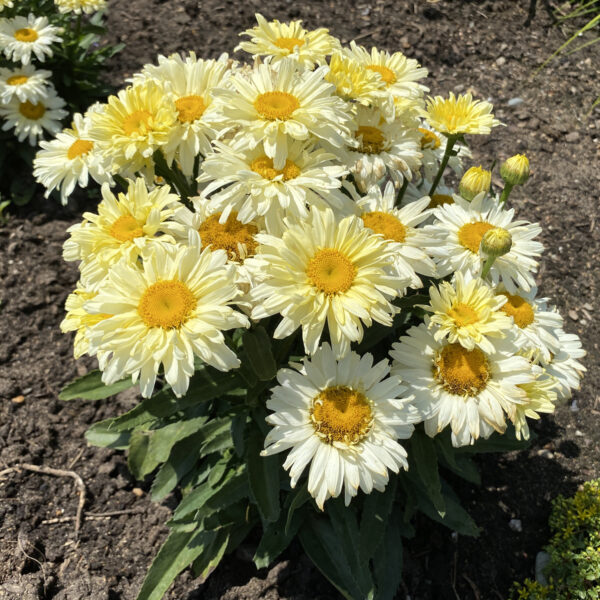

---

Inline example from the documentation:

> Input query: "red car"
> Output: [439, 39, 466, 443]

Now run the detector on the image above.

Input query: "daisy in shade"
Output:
[208, 58, 353, 169]
[0, 14, 63, 65]
[63, 178, 181, 289]
[0, 86, 67, 145]
[247, 207, 408, 358]
[0, 65, 52, 103]
[390, 323, 533, 447]
[198, 138, 351, 234]
[54, 0, 106, 14]
[425, 271, 514, 354]
[262, 343, 420, 509]
[0, 0, 15, 12]
[34, 112, 111, 205]
[355, 182, 438, 290]
[495, 284, 563, 362]
[84, 231, 249, 397]
[425, 193, 544, 293]
[133, 52, 232, 175]
[512, 373, 557, 441]
[338, 105, 422, 192]
[236, 13, 341, 69]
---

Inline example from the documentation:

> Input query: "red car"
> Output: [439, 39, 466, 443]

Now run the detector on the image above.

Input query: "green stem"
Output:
[499, 182, 514, 205]
[480, 255, 496, 280]
[429, 135, 458, 197]
[395, 177, 409, 207]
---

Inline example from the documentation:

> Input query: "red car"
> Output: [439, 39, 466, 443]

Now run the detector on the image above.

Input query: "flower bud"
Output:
[501, 154, 530, 186]
[480, 227, 512, 258]
[459, 166, 491, 201]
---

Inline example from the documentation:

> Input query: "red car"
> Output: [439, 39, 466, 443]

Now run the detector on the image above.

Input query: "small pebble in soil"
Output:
[11, 395, 25, 403]
[568, 309, 579, 320]
[575, 430, 584, 437]
[537, 449, 554, 459]
[571, 400, 580, 412]
[508, 97, 524, 107]
[509, 519, 522, 532]
[132, 487, 144, 497]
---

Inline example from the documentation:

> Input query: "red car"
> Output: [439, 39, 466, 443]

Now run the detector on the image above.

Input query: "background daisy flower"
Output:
[0, 64, 52, 103]
[0, 14, 63, 65]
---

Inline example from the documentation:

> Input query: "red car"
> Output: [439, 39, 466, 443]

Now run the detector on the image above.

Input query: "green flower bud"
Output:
[501, 154, 530, 186]
[480, 227, 512, 258]
[459, 166, 491, 201]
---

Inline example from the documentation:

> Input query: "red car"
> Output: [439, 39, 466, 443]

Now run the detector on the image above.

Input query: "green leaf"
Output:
[410, 431, 445, 516]
[285, 483, 311, 535]
[246, 430, 280, 524]
[59, 370, 134, 401]
[242, 326, 277, 381]
[191, 527, 230, 579]
[136, 528, 214, 600]
[200, 418, 234, 456]
[373, 511, 404, 600]
[231, 414, 247, 457]
[84, 423, 130, 449]
[254, 511, 300, 569]
[359, 477, 397, 563]
[186, 365, 244, 402]
[435, 436, 481, 485]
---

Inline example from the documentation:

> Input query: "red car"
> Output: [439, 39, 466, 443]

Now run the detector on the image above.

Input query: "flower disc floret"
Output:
[435, 343, 490, 396]
[138, 280, 197, 329]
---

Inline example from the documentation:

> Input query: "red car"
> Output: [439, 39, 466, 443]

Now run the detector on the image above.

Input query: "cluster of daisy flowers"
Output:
[51, 14, 586, 510]
[0, 0, 106, 158]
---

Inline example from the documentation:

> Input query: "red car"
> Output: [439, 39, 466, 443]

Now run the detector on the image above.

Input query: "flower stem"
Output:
[480, 255, 496, 280]
[429, 134, 458, 197]
[395, 177, 409, 207]
[499, 182, 514, 205]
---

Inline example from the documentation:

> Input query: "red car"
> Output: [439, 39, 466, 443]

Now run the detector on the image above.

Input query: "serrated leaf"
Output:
[242, 327, 277, 381]
[247, 430, 280, 524]
[59, 370, 134, 401]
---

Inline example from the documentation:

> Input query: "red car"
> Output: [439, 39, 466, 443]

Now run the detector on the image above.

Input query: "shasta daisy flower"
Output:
[34, 112, 110, 205]
[248, 208, 408, 358]
[237, 13, 340, 69]
[0, 14, 63, 65]
[390, 323, 533, 447]
[0, 86, 67, 146]
[54, 0, 106, 14]
[0, 0, 14, 12]
[426, 193, 544, 293]
[512, 374, 557, 440]
[262, 343, 420, 509]
[208, 58, 353, 169]
[422, 92, 501, 136]
[425, 271, 514, 353]
[63, 178, 181, 289]
[198, 138, 351, 234]
[356, 182, 438, 289]
[85, 232, 249, 397]
[0, 65, 52, 103]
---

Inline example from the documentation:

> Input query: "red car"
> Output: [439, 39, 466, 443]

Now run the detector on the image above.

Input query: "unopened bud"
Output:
[501, 154, 530, 186]
[480, 227, 512, 257]
[459, 166, 491, 201]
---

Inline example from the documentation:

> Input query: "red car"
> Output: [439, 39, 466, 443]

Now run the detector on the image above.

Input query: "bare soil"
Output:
[1, 1, 599, 599]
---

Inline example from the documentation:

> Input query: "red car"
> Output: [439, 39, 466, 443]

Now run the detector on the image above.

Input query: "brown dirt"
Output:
[1, 1, 599, 599]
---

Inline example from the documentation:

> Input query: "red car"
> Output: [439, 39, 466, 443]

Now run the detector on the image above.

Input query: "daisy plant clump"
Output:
[54, 14, 586, 600]
[0, 0, 122, 206]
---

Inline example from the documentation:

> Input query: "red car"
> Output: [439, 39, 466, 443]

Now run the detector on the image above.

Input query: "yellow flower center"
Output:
[501, 293, 535, 329]
[418, 127, 441, 150]
[306, 248, 356, 295]
[138, 280, 197, 330]
[435, 343, 490, 396]
[457, 221, 495, 254]
[199, 212, 258, 261]
[366, 64, 396, 85]
[7, 74, 28, 86]
[274, 36, 305, 53]
[109, 215, 144, 242]
[355, 125, 386, 154]
[175, 95, 206, 123]
[361, 211, 406, 243]
[311, 386, 373, 444]
[18, 100, 45, 120]
[254, 91, 300, 121]
[14, 28, 39, 42]
[122, 109, 152, 136]
[429, 194, 454, 209]
[67, 139, 94, 160]
[250, 155, 301, 181]
[448, 303, 480, 327]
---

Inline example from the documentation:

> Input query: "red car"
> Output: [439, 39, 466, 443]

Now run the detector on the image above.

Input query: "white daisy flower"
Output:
[0, 0, 15, 13]
[426, 193, 544, 293]
[54, 0, 106, 14]
[34, 113, 111, 205]
[262, 343, 420, 509]
[425, 271, 514, 353]
[208, 58, 353, 169]
[0, 64, 52, 103]
[390, 323, 533, 447]
[199, 138, 351, 234]
[513, 374, 557, 441]
[236, 13, 341, 69]
[247, 207, 408, 358]
[0, 14, 63, 65]
[133, 52, 233, 176]
[85, 231, 249, 397]
[0, 86, 67, 146]
[338, 105, 422, 192]
[355, 182, 438, 289]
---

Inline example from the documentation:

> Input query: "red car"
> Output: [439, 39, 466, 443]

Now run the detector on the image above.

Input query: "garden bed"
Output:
[1, 1, 599, 598]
